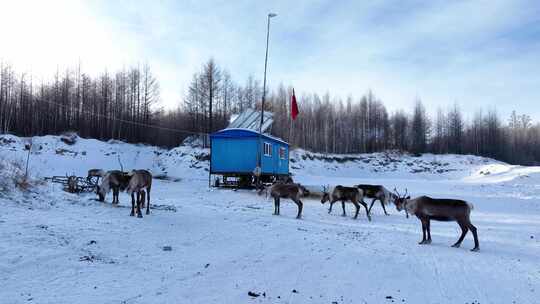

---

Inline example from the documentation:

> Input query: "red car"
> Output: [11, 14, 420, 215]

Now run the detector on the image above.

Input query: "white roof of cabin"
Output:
[227, 108, 273, 133]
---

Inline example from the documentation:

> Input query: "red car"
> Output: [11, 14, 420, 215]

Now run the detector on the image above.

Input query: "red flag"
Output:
[291, 89, 299, 120]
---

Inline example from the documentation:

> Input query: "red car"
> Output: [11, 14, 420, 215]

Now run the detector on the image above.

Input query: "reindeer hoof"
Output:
[146, 210, 150, 215]
[470, 247, 480, 252]
[451, 243, 461, 248]
[419, 240, 426, 245]
[130, 212, 134, 217]
[137, 214, 143, 218]
[425, 239, 432, 244]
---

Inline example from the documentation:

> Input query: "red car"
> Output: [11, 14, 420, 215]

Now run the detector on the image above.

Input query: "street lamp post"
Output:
[255, 13, 277, 185]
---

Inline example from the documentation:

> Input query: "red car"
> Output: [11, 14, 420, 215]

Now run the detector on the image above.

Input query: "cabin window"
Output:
[264, 142, 272, 157]
[279, 147, 286, 159]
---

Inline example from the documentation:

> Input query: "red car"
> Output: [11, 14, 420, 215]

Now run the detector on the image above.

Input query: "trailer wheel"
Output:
[237, 175, 247, 188]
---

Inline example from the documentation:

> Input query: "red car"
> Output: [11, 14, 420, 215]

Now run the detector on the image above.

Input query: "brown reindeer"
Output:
[126, 170, 152, 218]
[258, 176, 295, 197]
[269, 183, 308, 219]
[393, 189, 480, 252]
[97, 170, 131, 204]
[356, 184, 396, 216]
[321, 185, 371, 221]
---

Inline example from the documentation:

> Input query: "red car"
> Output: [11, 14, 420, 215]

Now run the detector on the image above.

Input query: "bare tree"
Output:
[2, 57, 540, 165]
[410, 99, 429, 155]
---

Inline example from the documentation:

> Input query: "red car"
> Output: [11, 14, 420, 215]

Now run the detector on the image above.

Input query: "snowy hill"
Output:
[0, 134, 209, 181]
[290, 149, 502, 183]
[0, 134, 539, 304]
[0, 133, 528, 184]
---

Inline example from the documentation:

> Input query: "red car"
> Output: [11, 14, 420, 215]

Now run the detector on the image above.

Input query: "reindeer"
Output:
[393, 189, 480, 252]
[97, 170, 130, 205]
[321, 185, 371, 221]
[258, 176, 296, 196]
[269, 183, 309, 219]
[356, 184, 396, 215]
[126, 169, 152, 218]
[67, 175, 78, 193]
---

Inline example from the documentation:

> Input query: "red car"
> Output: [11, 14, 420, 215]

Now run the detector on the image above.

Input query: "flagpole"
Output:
[259, 13, 276, 135]
[290, 88, 294, 143]
[256, 13, 277, 185]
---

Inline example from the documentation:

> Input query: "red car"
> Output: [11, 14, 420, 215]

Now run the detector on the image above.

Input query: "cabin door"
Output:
[273, 145, 279, 175]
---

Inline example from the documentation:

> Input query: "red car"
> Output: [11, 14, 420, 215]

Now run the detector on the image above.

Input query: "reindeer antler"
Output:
[322, 184, 330, 193]
[393, 187, 401, 198]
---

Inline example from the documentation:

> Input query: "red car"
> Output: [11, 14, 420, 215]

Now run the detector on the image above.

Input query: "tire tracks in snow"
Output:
[287, 251, 308, 304]
[426, 245, 450, 302]
[457, 254, 485, 303]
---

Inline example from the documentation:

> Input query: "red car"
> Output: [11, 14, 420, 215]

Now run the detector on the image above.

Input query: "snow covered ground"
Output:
[0, 134, 539, 303]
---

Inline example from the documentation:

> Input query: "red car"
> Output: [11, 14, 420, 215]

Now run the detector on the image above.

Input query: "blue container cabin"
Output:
[210, 128, 289, 187]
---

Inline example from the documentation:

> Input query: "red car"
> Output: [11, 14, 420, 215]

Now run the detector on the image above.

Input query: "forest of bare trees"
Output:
[0, 61, 162, 144]
[1, 58, 540, 165]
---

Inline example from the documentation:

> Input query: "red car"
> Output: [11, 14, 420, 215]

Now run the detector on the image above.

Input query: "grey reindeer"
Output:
[97, 170, 131, 205]
[356, 184, 397, 216]
[269, 183, 309, 219]
[393, 188, 480, 252]
[126, 169, 152, 218]
[321, 185, 371, 221]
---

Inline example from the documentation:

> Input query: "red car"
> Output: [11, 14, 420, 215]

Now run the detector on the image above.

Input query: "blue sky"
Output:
[1, 0, 540, 119]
